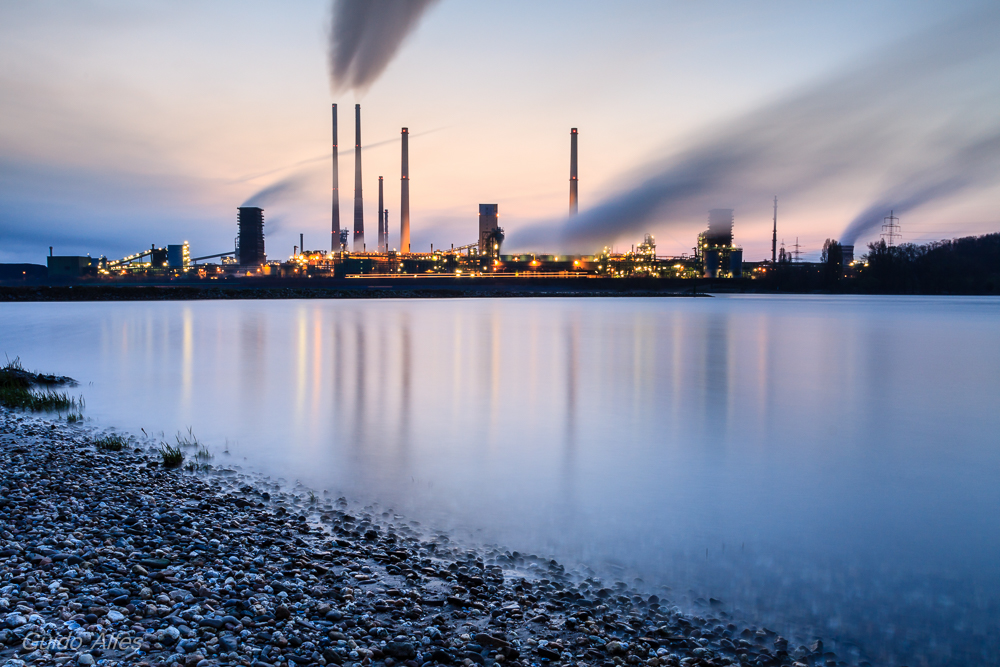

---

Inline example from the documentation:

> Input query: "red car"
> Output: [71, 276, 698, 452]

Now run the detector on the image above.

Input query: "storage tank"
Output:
[167, 244, 189, 269]
[729, 248, 743, 278]
[704, 248, 721, 278]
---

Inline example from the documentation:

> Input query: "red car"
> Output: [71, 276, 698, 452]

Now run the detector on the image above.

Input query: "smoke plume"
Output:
[840, 131, 1000, 246]
[234, 127, 447, 184]
[241, 173, 308, 209]
[510, 9, 1000, 253]
[328, 0, 440, 92]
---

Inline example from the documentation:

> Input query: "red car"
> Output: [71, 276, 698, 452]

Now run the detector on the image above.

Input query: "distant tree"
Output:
[821, 239, 843, 284]
[821, 239, 843, 265]
[861, 239, 921, 292]
[820, 239, 832, 263]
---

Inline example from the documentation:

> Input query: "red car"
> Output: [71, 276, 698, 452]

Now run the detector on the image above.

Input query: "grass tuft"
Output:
[176, 426, 201, 448]
[95, 433, 129, 452]
[159, 444, 184, 468]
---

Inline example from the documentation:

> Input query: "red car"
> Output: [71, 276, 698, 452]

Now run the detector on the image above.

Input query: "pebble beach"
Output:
[0, 408, 839, 667]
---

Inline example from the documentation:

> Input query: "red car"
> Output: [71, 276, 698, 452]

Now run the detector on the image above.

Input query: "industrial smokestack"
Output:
[384, 208, 389, 249]
[400, 127, 410, 253]
[771, 196, 777, 264]
[331, 104, 340, 252]
[300, 233, 304, 255]
[353, 104, 364, 251]
[569, 128, 578, 216]
[377, 176, 384, 252]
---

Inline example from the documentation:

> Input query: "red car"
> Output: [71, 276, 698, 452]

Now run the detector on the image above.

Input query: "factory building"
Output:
[167, 243, 190, 269]
[704, 209, 734, 247]
[46, 255, 98, 278]
[698, 209, 743, 278]
[478, 204, 503, 259]
[237, 207, 266, 266]
[841, 244, 855, 266]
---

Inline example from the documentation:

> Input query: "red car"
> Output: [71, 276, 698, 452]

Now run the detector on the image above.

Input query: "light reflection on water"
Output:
[4, 295, 1000, 665]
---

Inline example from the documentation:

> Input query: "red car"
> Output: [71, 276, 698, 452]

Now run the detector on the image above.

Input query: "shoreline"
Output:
[0, 408, 843, 667]
[0, 286, 711, 302]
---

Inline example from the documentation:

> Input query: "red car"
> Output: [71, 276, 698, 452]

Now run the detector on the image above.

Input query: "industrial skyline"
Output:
[1, 1, 999, 265]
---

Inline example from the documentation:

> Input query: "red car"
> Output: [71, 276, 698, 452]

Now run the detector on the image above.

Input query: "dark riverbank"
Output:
[0, 282, 713, 302]
[0, 407, 853, 667]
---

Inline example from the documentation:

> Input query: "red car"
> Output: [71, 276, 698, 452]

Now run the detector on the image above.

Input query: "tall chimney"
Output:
[353, 104, 364, 252]
[331, 104, 340, 252]
[300, 233, 304, 255]
[569, 128, 578, 216]
[771, 196, 778, 264]
[377, 176, 384, 253]
[400, 127, 410, 253]
[384, 209, 389, 250]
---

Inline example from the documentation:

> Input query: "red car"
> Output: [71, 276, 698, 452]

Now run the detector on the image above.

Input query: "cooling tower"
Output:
[706, 209, 734, 248]
[236, 207, 265, 266]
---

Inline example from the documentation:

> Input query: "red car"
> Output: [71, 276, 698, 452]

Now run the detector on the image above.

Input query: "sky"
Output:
[1, 0, 999, 263]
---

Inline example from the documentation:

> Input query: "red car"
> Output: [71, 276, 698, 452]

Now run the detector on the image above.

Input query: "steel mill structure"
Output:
[697, 209, 743, 279]
[42, 109, 874, 282]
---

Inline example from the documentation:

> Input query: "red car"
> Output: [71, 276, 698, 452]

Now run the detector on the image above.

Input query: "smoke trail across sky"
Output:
[242, 174, 308, 210]
[233, 128, 447, 184]
[840, 131, 1000, 245]
[236, 125, 449, 236]
[328, 0, 440, 92]
[510, 9, 1000, 253]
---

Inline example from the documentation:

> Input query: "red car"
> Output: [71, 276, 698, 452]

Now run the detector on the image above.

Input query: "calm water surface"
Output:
[3, 295, 1000, 666]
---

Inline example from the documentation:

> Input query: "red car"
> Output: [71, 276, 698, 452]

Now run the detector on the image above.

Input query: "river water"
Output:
[3, 295, 999, 665]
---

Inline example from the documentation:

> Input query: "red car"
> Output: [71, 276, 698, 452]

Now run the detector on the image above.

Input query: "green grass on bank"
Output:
[0, 357, 78, 412]
[95, 433, 130, 451]
[159, 444, 184, 468]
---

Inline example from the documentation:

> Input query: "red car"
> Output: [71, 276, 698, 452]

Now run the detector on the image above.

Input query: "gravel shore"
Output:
[0, 408, 838, 667]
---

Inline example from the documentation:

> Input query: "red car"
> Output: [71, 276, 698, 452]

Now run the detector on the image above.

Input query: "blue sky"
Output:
[1, 0, 997, 262]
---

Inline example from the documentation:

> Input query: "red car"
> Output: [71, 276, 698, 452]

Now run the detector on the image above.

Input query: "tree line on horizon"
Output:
[768, 232, 1000, 294]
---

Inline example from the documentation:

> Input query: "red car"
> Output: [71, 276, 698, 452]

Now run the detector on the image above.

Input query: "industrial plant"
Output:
[40, 105, 872, 283]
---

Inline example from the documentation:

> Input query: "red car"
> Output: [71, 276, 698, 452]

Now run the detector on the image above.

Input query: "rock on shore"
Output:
[0, 408, 836, 667]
